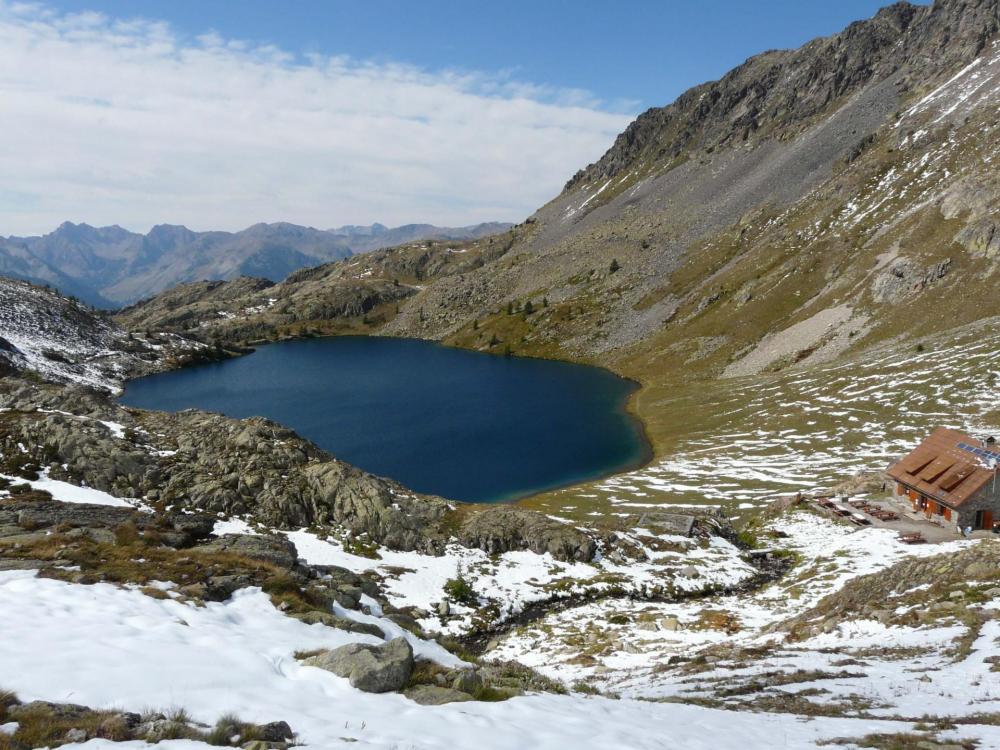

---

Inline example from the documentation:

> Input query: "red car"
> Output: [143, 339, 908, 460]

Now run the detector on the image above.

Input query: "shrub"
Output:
[571, 680, 602, 695]
[205, 713, 261, 746]
[114, 520, 140, 546]
[443, 567, 477, 606]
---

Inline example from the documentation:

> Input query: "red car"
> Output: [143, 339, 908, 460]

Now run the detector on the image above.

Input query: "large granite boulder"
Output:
[302, 637, 414, 693]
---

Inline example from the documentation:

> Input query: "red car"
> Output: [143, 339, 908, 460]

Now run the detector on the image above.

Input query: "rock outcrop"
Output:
[0, 378, 451, 553]
[457, 506, 597, 561]
[199, 533, 299, 569]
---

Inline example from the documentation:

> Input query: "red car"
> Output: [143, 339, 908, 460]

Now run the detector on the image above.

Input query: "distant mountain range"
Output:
[0, 220, 512, 308]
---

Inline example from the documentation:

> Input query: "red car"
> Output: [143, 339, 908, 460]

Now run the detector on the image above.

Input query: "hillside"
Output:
[0, 220, 511, 308]
[118, 0, 1000, 453]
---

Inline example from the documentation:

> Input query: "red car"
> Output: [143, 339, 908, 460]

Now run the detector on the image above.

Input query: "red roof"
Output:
[887, 427, 996, 508]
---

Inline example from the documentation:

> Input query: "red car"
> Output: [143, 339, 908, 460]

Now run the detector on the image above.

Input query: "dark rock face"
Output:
[257, 721, 294, 742]
[567, 0, 1000, 190]
[458, 506, 597, 562]
[872, 257, 953, 303]
[302, 636, 414, 693]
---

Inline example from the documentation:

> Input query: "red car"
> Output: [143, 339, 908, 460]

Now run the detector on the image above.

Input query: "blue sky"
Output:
[40, 0, 911, 110]
[0, 1, 918, 234]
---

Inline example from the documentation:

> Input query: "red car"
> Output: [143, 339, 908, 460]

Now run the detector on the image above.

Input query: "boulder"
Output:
[302, 637, 413, 693]
[257, 721, 294, 742]
[65, 527, 117, 544]
[659, 616, 681, 632]
[169, 513, 217, 543]
[64, 728, 88, 743]
[204, 573, 256, 601]
[404, 685, 474, 705]
[451, 669, 482, 695]
[332, 584, 363, 609]
[198, 533, 298, 569]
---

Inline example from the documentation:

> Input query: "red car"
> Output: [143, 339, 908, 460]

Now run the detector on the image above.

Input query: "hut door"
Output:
[976, 510, 993, 530]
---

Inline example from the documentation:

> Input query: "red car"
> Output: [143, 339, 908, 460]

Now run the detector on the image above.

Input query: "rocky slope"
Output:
[0, 220, 511, 308]
[0, 277, 216, 392]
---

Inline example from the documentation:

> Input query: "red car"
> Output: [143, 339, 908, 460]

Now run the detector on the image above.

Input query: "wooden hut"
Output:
[887, 427, 1000, 531]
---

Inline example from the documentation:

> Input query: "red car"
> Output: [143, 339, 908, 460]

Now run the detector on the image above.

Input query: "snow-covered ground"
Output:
[280, 526, 757, 635]
[4, 564, 1000, 750]
[0, 468, 135, 508]
[490, 510, 1000, 728]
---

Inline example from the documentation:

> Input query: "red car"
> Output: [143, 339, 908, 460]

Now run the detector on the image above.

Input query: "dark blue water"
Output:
[120, 337, 649, 503]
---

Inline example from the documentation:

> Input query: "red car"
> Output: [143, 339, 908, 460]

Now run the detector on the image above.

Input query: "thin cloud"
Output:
[0, 2, 633, 235]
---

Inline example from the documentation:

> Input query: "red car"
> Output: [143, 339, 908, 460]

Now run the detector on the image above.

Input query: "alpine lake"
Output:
[120, 336, 650, 503]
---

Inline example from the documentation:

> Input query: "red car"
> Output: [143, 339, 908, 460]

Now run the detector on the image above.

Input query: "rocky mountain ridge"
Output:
[566, 0, 999, 190]
[0, 220, 511, 308]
